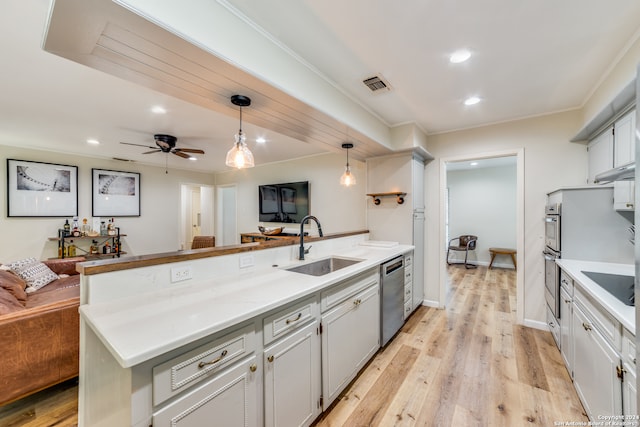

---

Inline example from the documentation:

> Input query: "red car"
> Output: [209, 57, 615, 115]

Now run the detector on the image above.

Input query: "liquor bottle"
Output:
[68, 240, 76, 257]
[81, 218, 89, 236]
[63, 219, 70, 236]
[90, 240, 99, 255]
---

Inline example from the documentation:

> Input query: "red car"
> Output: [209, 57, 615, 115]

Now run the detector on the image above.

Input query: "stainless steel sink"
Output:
[581, 271, 635, 306]
[285, 257, 363, 276]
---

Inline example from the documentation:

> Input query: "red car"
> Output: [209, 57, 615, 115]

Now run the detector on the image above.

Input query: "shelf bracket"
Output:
[366, 192, 406, 205]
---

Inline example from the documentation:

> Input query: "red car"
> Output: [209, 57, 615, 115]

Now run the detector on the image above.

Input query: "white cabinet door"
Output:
[321, 284, 380, 407]
[614, 110, 636, 167]
[588, 128, 614, 184]
[263, 321, 321, 427]
[153, 356, 259, 427]
[560, 286, 573, 377]
[572, 303, 622, 419]
[623, 363, 637, 417]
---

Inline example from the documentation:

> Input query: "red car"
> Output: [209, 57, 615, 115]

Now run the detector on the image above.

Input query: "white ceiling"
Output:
[2, 0, 640, 173]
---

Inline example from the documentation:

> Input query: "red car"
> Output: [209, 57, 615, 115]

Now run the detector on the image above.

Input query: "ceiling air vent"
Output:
[362, 75, 391, 93]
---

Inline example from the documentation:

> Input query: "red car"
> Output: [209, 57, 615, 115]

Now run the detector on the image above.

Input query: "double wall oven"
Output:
[543, 203, 561, 318]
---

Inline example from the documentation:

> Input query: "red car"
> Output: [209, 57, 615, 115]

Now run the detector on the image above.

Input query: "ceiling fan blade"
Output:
[142, 149, 161, 154]
[120, 141, 157, 150]
[173, 151, 191, 159]
[174, 148, 205, 154]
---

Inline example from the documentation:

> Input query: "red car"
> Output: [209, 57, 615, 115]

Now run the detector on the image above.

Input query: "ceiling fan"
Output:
[120, 134, 205, 159]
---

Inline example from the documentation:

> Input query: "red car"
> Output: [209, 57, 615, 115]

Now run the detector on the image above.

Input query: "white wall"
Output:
[1, 145, 214, 261]
[446, 164, 517, 267]
[214, 153, 367, 236]
[425, 109, 587, 325]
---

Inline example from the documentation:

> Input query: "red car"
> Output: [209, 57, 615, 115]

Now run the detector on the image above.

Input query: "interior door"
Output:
[190, 188, 201, 244]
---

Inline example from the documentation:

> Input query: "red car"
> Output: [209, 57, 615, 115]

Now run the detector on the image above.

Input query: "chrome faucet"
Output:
[299, 215, 323, 260]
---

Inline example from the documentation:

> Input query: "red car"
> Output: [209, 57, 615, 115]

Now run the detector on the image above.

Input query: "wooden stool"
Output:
[489, 248, 517, 269]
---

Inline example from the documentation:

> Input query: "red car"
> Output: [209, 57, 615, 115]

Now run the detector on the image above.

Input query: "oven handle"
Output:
[545, 217, 558, 223]
[543, 253, 558, 261]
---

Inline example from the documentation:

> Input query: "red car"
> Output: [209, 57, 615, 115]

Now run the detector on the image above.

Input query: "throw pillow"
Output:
[7, 258, 59, 293]
[0, 269, 27, 305]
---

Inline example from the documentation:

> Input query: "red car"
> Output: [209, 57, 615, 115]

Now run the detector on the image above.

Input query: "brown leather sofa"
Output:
[0, 257, 84, 405]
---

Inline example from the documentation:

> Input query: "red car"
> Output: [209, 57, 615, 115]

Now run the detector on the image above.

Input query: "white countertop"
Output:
[79, 244, 413, 368]
[556, 259, 635, 334]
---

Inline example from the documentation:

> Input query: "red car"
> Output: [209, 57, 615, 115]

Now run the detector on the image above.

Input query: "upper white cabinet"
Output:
[613, 109, 636, 211]
[614, 110, 636, 167]
[587, 127, 614, 184]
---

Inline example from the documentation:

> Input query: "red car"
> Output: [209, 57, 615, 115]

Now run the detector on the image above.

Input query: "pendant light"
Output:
[340, 143, 356, 187]
[225, 95, 255, 169]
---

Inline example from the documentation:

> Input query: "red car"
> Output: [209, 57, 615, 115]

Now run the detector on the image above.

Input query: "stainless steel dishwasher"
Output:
[380, 256, 405, 346]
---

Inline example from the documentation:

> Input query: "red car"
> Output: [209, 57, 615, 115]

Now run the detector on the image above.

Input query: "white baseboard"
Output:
[523, 318, 549, 331]
[421, 299, 442, 308]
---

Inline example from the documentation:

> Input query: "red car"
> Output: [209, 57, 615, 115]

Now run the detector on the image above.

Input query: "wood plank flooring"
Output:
[313, 266, 588, 427]
[0, 265, 587, 427]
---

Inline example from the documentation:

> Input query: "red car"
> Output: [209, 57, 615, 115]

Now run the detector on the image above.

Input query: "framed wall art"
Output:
[7, 159, 78, 217]
[92, 168, 140, 217]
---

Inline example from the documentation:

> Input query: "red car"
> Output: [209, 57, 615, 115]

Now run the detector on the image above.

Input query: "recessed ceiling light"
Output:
[470, 162, 479, 166]
[86, 139, 100, 145]
[450, 49, 471, 64]
[151, 106, 167, 114]
[256, 137, 266, 144]
[464, 96, 481, 106]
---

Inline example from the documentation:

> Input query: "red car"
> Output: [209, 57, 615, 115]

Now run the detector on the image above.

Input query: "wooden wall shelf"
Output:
[367, 192, 407, 205]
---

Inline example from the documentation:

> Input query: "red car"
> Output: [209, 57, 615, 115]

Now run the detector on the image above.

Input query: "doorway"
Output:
[180, 184, 215, 250]
[440, 149, 524, 324]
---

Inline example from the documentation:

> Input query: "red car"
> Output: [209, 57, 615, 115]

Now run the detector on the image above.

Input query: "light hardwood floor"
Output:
[0, 266, 587, 427]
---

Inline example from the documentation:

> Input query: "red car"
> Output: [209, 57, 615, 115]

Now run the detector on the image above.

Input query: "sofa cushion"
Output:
[0, 287, 25, 315]
[0, 270, 27, 306]
[43, 257, 85, 276]
[6, 258, 59, 293]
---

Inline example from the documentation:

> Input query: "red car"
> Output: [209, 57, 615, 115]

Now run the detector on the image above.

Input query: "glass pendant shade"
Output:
[339, 142, 356, 186]
[226, 94, 255, 169]
[340, 165, 356, 186]
[225, 131, 254, 169]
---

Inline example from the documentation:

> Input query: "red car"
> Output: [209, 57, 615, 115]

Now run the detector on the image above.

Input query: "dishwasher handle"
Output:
[383, 257, 404, 276]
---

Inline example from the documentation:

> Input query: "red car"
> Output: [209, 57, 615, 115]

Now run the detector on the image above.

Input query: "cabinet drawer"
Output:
[560, 270, 573, 295]
[153, 355, 258, 426]
[153, 323, 256, 406]
[404, 253, 413, 267]
[404, 300, 412, 319]
[404, 282, 412, 303]
[546, 304, 560, 347]
[623, 328, 636, 374]
[404, 267, 413, 285]
[574, 286, 621, 351]
[321, 268, 379, 312]
[263, 296, 318, 345]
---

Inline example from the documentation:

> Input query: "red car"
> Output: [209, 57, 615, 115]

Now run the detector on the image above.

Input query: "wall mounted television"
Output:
[258, 181, 309, 223]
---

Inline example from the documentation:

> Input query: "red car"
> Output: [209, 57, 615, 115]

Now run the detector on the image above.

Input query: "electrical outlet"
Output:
[171, 266, 193, 283]
[239, 254, 254, 269]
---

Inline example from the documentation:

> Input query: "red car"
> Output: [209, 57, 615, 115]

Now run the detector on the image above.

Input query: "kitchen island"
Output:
[77, 232, 414, 426]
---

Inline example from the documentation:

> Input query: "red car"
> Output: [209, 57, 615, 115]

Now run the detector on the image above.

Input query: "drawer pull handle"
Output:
[267, 355, 274, 363]
[286, 313, 302, 325]
[198, 349, 228, 369]
[250, 364, 257, 372]
[634, 358, 636, 365]
[582, 322, 592, 332]
[564, 299, 571, 303]
[353, 299, 362, 306]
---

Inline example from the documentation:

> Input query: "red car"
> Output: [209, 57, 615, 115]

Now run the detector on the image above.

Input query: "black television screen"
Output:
[258, 181, 309, 223]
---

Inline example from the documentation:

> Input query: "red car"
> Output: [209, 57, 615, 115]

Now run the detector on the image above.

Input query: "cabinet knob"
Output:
[582, 322, 592, 332]
[267, 355, 274, 363]
[249, 364, 257, 372]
